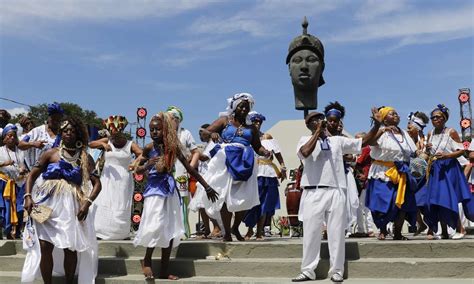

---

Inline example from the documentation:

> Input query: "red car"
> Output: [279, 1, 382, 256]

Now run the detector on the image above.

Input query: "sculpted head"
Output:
[287, 17, 325, 110]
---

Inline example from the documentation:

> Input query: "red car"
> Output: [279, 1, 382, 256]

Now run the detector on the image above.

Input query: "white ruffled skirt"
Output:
[133, 191, 184, 248]
[189, 143, 259, 219]
[21, 178, 98, 283]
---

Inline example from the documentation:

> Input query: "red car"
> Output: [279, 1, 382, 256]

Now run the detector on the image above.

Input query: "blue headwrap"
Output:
[47, 102, 64, 116]
[249, 111, 266, 122]
[2, 124, 17, 138]
[325, 108, 342, 119]
[431, 104, 449, 120]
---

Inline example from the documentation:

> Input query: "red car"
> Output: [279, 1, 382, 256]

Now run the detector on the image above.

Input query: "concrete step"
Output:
[5, 238, 474, 259]
[2, 254, 473, 279]
[1, 271, 473, 284]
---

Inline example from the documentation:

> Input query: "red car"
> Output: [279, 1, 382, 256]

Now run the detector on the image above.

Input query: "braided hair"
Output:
[151, 112, 179, 173]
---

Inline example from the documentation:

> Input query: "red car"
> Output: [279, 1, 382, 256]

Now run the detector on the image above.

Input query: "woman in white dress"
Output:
[133, 112, 218, 281]
[22, 117, 101, 284]
[89, 115, 142, 240]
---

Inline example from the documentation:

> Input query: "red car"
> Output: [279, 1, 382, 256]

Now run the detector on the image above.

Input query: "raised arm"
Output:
[88, 137, 111, 151]
[361, 107, 383, 147]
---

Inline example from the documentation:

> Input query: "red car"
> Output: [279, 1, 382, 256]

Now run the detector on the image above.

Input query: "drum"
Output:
[188, 175, 197, 197]
[286, 182, 302, 226]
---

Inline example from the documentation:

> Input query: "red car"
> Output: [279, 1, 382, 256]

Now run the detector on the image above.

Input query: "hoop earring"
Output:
[75, 140, 83, 149]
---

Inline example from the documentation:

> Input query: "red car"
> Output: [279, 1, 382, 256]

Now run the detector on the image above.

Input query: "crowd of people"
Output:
[0, 97, 474, 283]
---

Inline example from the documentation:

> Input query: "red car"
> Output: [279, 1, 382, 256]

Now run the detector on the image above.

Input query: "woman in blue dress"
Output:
[190, 93, 271, 242]
[365, 106, 418, 240]
[133, 112, 218, 280]
[22, 117, 101, 284]
[423, 104, 474, 239]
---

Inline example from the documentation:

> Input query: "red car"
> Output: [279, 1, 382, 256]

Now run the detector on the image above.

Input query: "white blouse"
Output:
[368, 129, 417, 182]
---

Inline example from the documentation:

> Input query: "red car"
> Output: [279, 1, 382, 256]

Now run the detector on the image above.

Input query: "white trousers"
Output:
[299, 187, 346, 279]
[356, 189, 373, 233]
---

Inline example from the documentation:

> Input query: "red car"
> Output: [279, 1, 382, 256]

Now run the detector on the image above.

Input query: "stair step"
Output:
[2, 254, 473, 278]
[4, 238, 474, 259]
[0, 271, 473, 284]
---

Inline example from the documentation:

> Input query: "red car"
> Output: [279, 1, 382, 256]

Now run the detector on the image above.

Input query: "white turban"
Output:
[219, 93, 255, 124]
[407, 112, 426, 131]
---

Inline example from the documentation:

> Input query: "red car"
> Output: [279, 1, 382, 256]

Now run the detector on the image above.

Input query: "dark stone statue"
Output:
[287, 17, 325, 111]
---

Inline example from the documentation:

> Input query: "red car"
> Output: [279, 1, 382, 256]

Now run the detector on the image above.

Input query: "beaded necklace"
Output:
[60, 146, 81, 167]
[5, 146, 21, 166]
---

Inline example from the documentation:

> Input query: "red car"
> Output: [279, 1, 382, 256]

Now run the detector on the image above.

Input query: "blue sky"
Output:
[1, 0, 473, 140]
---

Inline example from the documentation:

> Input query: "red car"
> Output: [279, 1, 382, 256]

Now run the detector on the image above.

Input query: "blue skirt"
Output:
[423, 158, 473, 231]
[366, 178, 417, 230]
[0, 180, 24, 235]
[243, 177, 280, 228]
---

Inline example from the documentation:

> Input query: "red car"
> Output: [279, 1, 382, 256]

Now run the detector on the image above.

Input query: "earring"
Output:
[75, 140, 83, 149]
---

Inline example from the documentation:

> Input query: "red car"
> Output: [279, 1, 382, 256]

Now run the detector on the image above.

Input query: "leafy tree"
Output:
[11, 102, 103, 128]
[10, 102, 135, 141]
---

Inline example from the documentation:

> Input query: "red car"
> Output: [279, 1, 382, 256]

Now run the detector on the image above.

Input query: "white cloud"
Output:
[355, 0, 409, 21]
[0, 0, 222, 36]
[329, 4, 474, 45]
[189, 0, 344, 37]
[5, 107, 28, 117]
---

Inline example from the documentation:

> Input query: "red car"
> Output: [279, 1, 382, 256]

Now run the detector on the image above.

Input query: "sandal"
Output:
[159, 274, 179, 280]
[377, 233, 386, 240]
[140, 259, 154, 280]
[292, 273, 312, 282]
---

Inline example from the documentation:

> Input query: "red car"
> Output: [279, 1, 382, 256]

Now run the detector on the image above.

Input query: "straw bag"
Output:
[29, 205, 52, 224]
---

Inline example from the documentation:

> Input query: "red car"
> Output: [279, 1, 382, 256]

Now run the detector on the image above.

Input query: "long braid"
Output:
[157, 112, 179, 172]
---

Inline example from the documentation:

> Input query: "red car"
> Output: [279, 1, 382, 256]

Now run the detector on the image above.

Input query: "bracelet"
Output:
[85, 197, 94, 204]
[205, 186, 212, 193]
[24, 193, 32, 198]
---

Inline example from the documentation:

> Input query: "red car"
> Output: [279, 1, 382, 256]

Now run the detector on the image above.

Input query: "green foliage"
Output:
[10, 102, 103, 128]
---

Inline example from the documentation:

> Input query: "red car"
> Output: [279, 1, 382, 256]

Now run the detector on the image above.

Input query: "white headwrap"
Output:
[408, 112, 426, 131]
[219, 93, 255, 124]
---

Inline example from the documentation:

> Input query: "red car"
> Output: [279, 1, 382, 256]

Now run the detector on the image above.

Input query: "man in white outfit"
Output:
[292, 110, 381, 282]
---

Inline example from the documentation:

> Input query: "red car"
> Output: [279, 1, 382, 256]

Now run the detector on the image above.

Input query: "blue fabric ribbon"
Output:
[224, 145, 254, 181]
[143, 172, 177, 198]
[42, 160, 82, 186]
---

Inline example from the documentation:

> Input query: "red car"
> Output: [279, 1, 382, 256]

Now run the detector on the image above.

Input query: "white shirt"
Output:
[0, 146, 26, 186]
[368, 130, 417, 181]
[22, 125, 58, 170]
[198, 140, 216, 175]
[257, 138, 282, 178]
[297, 135, 362, 189]
[174, 127, 198, 195]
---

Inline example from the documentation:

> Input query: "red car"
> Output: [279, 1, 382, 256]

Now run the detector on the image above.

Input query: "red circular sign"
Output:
[137, 107, 147, 118]
[132, 214, 141, 223]
[463, 141, 471, 150]
[459, 93, 470, 103]
[136, 127, 146, 138]
[460, 119, 471, 129]
[133, 192, 143, 202]
[134, 173, 144, 182]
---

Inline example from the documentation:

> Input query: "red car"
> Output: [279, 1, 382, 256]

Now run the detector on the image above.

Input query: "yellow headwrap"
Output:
[379, 107, 395, 121]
